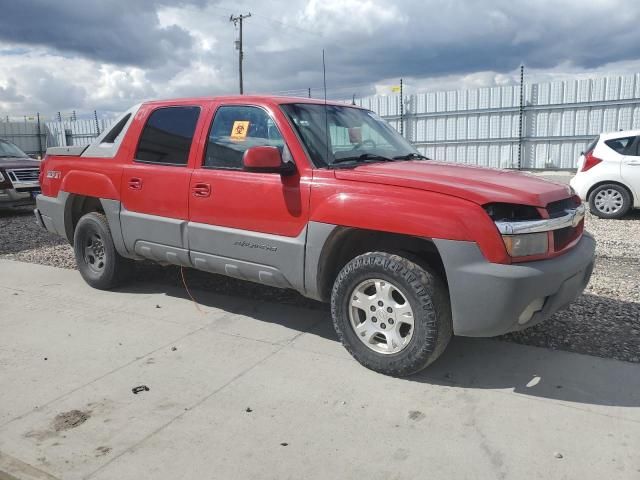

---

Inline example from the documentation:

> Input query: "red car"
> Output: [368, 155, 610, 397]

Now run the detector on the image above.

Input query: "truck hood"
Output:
[0, 157, 41, 170]
[333, 161, 572, 207]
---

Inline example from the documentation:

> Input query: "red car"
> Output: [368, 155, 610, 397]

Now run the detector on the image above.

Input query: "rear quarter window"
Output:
[604, 136, 635, 155]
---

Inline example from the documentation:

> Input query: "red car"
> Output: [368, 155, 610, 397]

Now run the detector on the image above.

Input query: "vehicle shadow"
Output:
[117, 264, 640, 408]
[413, 335, 640, 408]
[0, 206, 35, 217]
[587, 208, 640, 220]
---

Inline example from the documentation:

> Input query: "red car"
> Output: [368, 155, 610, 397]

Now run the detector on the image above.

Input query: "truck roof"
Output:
[140, 95, 366, 109]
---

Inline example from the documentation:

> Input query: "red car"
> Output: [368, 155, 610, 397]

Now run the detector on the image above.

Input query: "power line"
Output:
[230, 13, 251, 94]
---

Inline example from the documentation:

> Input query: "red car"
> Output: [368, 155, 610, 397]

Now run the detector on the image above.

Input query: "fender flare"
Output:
[60, 170, 119, 200]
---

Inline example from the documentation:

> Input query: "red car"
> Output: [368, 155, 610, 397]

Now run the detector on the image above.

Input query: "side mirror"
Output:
[242, 146, 295, 174]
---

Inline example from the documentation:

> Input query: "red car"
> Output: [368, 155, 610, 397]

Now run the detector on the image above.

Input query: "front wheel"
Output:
[73, 212, 131, 290]
[331, 252, 452, 377]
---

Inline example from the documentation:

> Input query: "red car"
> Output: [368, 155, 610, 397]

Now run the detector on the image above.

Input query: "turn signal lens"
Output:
[580, 151, 602, 172]
[502, 232, 548, 257]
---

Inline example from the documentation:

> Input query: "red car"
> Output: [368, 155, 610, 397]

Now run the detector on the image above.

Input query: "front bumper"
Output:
[435, 233, 596, 337]
[0, 188, 37, 208]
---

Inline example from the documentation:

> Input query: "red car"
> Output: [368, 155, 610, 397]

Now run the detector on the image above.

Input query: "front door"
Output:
[188, 104, 311, 290]
[120, 104, 202, 265]
[621, 135, 640, 204]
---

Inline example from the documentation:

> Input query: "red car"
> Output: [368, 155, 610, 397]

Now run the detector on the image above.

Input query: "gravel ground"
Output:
[1, 205, 638, 363]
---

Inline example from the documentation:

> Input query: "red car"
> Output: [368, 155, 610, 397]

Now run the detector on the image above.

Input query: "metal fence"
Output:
[357, 73, 640, 169]
[0, 120, 47, 157]
[2, 72, 640, 168]
[0, 117, 115, 157]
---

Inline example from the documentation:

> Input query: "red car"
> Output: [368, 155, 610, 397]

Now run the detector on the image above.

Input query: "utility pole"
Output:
[230, 13, 251, 94]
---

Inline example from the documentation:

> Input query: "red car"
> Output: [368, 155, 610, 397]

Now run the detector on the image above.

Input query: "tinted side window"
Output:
[604, 136, 634, 155]
[204, 106, 284, 169]
[135, 106, 200, 165]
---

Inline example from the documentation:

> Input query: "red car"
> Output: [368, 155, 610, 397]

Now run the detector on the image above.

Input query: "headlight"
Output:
[502, 232, 548, 257]
[0, 171, 4, 182]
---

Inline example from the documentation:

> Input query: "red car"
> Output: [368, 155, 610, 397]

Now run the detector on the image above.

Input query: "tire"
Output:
[73, 212, 131, 290]
[589, 183, 632, 219]
[331, 252, 452, 377]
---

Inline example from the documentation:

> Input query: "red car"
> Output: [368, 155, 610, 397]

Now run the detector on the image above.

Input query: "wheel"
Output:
[331, 252, 452, 376]
[73, 212, 131, 289]
[589, 184, 631, 219]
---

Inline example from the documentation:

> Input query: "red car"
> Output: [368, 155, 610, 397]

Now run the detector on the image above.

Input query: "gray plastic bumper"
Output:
[0, 188, 36, 207]
[434, 233, 596, 337]
[35, 193, 69, 240]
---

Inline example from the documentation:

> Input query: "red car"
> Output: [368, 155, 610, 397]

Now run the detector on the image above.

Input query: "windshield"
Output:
[0, 140, 29, 159]
[280, 103, 423, 168]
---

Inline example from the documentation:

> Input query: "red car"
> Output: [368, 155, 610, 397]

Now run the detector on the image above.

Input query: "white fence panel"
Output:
[365, 72, 640, 169]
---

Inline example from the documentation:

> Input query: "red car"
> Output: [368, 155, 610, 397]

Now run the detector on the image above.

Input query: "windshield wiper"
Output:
[392, 153, 429, 160]
[332, 153, 395, 165]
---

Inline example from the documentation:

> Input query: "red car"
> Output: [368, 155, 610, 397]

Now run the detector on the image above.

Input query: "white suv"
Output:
[570, 130, 640, 219]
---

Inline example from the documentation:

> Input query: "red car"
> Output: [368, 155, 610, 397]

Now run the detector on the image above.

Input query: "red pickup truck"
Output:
[35, 96, 595, 376]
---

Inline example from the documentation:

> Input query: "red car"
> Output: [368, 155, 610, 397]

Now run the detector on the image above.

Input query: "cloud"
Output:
[0, 0, 203, 67]
[0, 0, 639, 116]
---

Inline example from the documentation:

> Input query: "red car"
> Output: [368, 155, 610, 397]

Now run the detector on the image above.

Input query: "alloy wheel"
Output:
[349, 278, 415, 355]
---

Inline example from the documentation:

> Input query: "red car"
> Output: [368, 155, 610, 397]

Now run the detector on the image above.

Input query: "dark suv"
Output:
[0, 139, 41, 208]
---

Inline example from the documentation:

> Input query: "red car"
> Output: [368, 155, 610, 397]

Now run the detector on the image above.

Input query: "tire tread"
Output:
[331, 252, 451, 376]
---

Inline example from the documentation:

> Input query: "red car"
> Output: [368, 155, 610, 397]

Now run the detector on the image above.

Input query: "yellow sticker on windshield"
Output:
[230, 121, 250, 141]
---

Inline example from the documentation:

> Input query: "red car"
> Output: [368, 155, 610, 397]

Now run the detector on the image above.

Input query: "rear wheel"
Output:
[73, 212, 131, 289]
[589, 183, 631, 219]
[331, 252, 452, 377]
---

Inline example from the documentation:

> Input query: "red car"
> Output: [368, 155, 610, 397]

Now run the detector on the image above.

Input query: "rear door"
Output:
[120, 104, 202, 265]
[187, 103, 311, 290]
[620, 135, 640, 204]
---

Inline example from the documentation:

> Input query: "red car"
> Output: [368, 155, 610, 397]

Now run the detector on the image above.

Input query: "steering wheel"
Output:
[353, 139, 377, 150]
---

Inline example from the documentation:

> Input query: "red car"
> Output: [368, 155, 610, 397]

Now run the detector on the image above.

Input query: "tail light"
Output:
[580, 150, 602, 172]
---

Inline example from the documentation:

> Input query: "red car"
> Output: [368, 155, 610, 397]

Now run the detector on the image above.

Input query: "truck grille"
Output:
[546, 196, 581, 218]
[7, 168, 40, 185]
[547, 195, 584, 253]
[554, 224, 583, 251]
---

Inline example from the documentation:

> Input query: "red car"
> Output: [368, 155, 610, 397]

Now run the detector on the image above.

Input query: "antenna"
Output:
[322, 49, 330, 165]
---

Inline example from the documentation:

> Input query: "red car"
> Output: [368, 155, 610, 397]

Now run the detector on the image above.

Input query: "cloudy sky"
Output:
[0, 0, 639, 118]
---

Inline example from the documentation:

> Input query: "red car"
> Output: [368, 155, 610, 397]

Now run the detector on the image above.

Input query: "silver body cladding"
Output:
[35, 192, 595, 338]
[37, 192, 335, 300]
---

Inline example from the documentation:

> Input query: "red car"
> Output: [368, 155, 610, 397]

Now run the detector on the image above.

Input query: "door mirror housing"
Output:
[243, 146, 295, 174]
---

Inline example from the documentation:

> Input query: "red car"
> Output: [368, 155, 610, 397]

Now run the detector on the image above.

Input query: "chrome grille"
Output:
[7, 168, 40, 184]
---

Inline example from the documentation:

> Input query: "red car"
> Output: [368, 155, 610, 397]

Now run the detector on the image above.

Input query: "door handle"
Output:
[192, 183, 211, 198]
[128, 178, 142, 190]
[627, 160, 640, 166]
